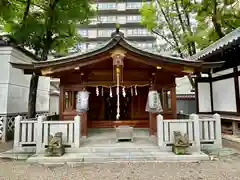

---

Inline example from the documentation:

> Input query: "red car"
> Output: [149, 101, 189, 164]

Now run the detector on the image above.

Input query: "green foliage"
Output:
[1, 0, 95, 58]
[140, 0, 240, 55]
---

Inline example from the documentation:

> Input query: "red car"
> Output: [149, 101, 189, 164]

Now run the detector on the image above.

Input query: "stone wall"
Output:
[0, 46, 50, 141]
[0, 46, 50, 114]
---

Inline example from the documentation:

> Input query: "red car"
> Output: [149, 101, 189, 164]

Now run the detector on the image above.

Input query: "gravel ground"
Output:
[0, 139, 240, 180]
[0, 157, 240, 180]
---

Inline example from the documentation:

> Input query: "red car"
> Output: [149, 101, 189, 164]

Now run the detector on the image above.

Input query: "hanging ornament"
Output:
[135, 85, 138, 96]
[109, 87, 112, 97]
[131, 86, 133, 96]
[101, 87, 104, 96]
[122, 86, 126, 97]
[96, 86, 99, 96]
[116, 67, 120, 120]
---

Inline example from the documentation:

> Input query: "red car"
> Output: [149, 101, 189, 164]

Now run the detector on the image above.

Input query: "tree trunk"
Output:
[28, 74, 39, 118]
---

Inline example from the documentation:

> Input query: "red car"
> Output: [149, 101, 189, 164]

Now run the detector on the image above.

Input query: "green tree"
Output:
[140, 0, 240, 87]
[140, 0, 198, 86]
[1, 0, 94, 117]
[195, 0, 240, 48]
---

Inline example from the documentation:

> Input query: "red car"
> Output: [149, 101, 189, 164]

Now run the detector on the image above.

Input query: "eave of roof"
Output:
[190, 27, 240, 61]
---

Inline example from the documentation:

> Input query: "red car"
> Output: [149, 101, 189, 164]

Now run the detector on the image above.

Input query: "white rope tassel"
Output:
[131, 86, 133, 96]
[96, 86, 99, 96]
[135, 85, 138, 96]
[116, 68, 120, 120]
[101, 87, 104, 96]
[122, 86, 126, 97]
[109, 87, 112, 97]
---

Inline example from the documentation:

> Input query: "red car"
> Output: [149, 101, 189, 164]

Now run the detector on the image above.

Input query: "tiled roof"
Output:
[190, 27, 240, 61]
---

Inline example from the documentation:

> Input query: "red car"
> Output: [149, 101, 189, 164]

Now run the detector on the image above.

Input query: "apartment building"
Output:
[70, 0, 156, 53]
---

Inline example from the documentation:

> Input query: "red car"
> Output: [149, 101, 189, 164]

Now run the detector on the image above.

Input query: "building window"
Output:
[99, 16, 116, 23]
[98, 3, 117, 10]
[79, 29, 88, 37]
[64, 91, 77, 111]
[98, 29, 114, 37]
[159, 89, 172, 111]
[127, 28, 150, 36]
[126, 15, 141, 22]
[126, 2, 142, 9]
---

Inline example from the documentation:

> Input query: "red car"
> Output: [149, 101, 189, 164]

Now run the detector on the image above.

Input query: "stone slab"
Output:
[25, 151, 209, 165]
[222, 134, 240, 143]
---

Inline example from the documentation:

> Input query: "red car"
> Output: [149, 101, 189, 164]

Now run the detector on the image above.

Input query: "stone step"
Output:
[67, 146, 161, 153]
[26, 152, 209, 165]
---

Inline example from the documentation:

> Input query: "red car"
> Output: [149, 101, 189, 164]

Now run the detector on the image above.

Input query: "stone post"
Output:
[74, 115, 81, 148]
[213, 113, 222, 148]
[13, 115, 22, 150]
[36, 115, 44, 154]
[0, 116, 8, 143]
[190, 114, 201, 152]
[157, 114, 164, 148]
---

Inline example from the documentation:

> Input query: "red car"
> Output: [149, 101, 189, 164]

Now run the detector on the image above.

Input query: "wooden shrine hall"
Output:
[11, 28, 223, 136]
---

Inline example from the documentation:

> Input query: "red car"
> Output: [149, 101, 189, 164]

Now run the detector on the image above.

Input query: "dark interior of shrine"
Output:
[88, 86, 149, 121]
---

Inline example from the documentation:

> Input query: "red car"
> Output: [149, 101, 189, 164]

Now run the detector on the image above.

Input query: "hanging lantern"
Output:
[110, 87, 113, 97]
[96, 86, 99, 96]
[135, 85, 138, 96]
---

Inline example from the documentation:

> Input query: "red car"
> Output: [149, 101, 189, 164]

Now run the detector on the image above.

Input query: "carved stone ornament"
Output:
[45, 132, 65, 156]
[112, 54, 124, 66]
[172, 131, 190, 155]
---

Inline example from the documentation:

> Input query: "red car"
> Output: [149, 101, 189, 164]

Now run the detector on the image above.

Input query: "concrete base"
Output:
[26, 151, 209, 165]
[0, 148, 35, 160]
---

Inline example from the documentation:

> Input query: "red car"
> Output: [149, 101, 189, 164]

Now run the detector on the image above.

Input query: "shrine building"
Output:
[11, 29, 223, 137]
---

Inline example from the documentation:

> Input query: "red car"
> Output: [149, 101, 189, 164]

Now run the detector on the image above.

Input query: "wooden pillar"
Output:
[149, 112, 157, 136]
[171, 86, 177, 119]
[59, 85, 64, 120]
[80, 112, 88, 137]
[79, 86, 88, 137]
[233, 67, 240, 113]
[208, 72, 214, 113]
[148, 83, 157, 136]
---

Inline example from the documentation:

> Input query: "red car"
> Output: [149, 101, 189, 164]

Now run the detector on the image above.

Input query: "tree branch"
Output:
[16, 0, 47, 11]
[152, 29, 175, 48]
[212, 0, 225, 38]
[157, 1, 183, 57]
[180, 0, 196, 54]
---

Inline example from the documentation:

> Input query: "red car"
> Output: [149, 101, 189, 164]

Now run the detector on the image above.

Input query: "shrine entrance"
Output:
[88, 86, 149, 128]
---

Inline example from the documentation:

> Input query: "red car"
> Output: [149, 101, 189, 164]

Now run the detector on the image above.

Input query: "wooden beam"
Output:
[41, 55, 111, 76]
[82, 81, 150, 86]
[126, 53, 192, 75]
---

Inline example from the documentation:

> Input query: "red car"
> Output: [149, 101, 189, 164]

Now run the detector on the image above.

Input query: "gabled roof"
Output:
[10, 28, 224, 71]
[190, 27, 240, 61]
